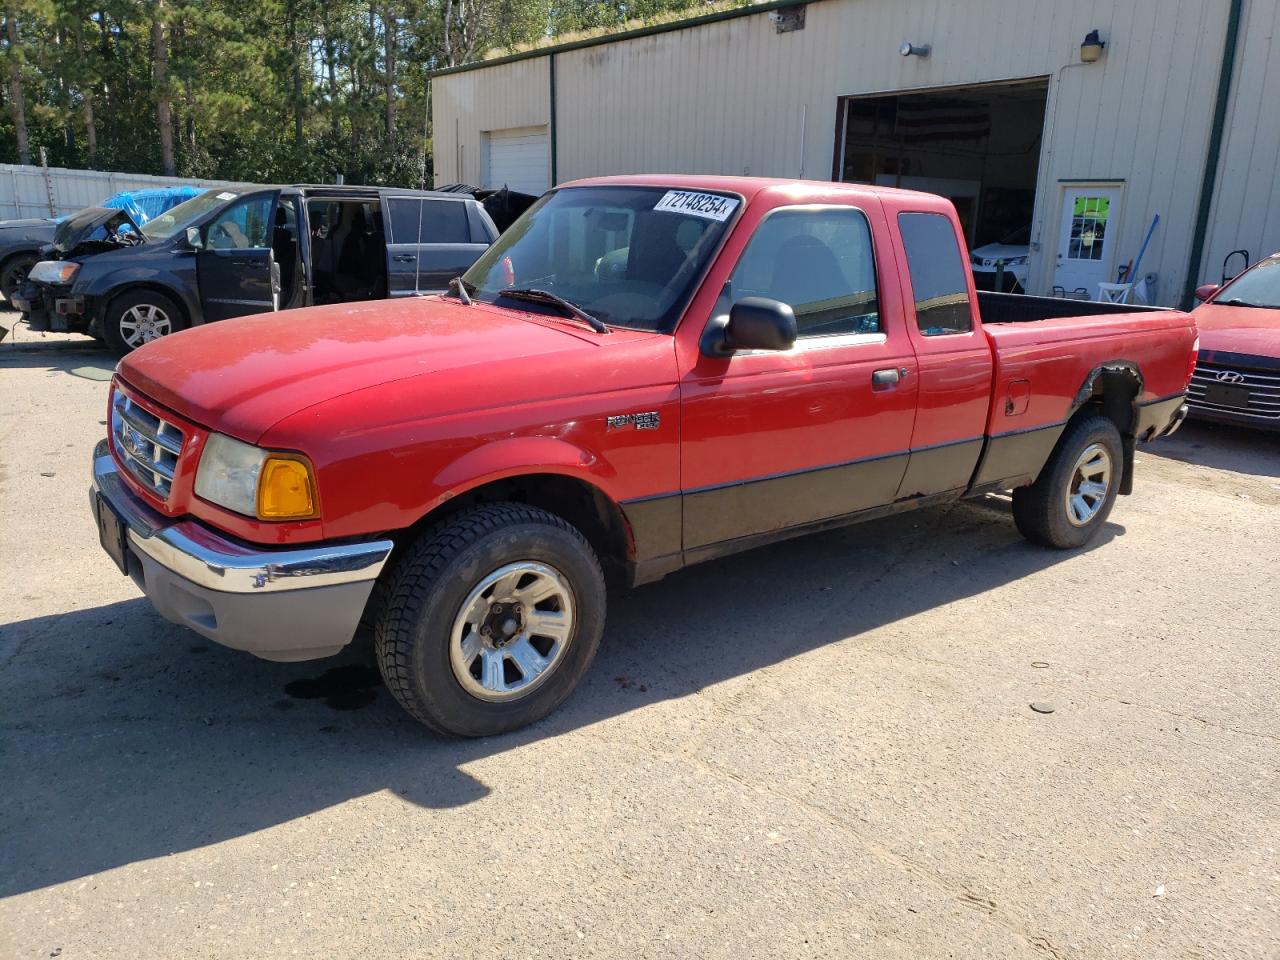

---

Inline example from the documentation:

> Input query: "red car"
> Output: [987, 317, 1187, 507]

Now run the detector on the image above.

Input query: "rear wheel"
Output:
[0, 253, 37, 305]
[374, 503, 606, 737]
[103, 289, 185, 356]
[1012, 415, 1123, 549]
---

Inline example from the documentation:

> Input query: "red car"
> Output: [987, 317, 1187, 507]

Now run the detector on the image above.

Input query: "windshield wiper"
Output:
[448, 277, 473, 305]
[498, 288, 609, 334]
[1222, 298, 1268, 309]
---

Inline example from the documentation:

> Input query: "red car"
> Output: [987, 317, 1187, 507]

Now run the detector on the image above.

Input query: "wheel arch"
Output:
[1067, 360, 1144, 494]
[399, 468, 634, 590]
[102, 281, 192, 322]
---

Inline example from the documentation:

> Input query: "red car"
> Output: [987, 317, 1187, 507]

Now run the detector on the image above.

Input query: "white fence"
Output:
[0, 163, 242, 219]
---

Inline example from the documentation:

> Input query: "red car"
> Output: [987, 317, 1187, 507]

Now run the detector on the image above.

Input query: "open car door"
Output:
[196, 191, 279, 322]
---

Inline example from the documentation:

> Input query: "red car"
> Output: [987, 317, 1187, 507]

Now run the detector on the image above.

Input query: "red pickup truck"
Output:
[91, 175, 1196, 736]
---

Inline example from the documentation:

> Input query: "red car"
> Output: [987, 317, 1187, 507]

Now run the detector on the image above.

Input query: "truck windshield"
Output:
[460, 186, 740, 332]
[1220, 254, 1280, 309]
[140, 189, 238, 240]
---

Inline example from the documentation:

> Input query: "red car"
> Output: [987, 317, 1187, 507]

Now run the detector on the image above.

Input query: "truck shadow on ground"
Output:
[1, 498, 1120, 896]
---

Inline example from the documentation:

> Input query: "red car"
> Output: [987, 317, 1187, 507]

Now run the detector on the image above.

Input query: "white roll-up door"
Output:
[483, 126, 550, 195]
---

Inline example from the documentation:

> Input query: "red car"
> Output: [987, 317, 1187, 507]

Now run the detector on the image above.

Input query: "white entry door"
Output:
[483, 126, 550, 196]
[1055, 185, 1121, 295]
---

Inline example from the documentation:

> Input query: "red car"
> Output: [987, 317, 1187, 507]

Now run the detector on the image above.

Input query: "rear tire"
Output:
[1012, 414, 1123, 549]
[374, 503, 606, 737]
[103, 289, 186, 356]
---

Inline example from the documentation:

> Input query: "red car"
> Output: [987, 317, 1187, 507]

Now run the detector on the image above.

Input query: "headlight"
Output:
[28, 260, 80, 285]
[194, 432, 317, 520]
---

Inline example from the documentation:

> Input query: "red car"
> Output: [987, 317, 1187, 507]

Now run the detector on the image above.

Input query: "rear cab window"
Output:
[898, 212, 973, 335]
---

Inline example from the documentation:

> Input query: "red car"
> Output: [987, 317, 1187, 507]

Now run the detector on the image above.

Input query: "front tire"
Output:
[0, 253, 37, 305]
[103, 289, 186, 356]
[1012, 414, 1123, 549]
[374, 503, 606, 737]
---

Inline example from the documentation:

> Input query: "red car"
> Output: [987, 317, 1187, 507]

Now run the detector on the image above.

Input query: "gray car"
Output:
[15, 184, 498, 355]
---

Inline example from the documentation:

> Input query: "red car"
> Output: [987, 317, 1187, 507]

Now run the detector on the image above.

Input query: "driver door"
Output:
[197, 191, 278, 322]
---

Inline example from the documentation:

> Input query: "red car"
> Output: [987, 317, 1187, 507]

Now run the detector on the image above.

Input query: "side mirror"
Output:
[1193, 283, 1219, 303]
[185, 226, 204, 250]
[702, 297, 797, 356]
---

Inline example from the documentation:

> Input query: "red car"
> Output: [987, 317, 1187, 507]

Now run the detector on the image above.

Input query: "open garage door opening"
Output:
[836, 79, 1049, 291]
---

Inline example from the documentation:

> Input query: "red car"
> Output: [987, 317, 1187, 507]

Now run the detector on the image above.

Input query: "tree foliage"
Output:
[0, 0, 706, 185]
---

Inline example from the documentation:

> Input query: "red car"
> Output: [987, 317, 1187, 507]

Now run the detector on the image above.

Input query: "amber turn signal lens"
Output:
[256, 456, 317, 519]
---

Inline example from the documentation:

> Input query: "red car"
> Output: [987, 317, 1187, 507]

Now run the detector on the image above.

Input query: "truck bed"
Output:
[977, 290, 1171, 325]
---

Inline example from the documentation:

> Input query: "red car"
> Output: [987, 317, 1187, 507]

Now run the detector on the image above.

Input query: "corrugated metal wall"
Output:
[432, 58, 551, 190]
[0, 164, 241, 220]
[1201, 0, 1280, 285]
[434, 0, 1273, 302]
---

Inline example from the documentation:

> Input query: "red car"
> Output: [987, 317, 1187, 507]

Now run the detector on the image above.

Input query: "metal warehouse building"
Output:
[432, 0, 1280, 306]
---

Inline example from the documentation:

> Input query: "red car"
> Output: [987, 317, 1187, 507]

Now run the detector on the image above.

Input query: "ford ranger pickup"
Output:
[90, 175, 1197, 736]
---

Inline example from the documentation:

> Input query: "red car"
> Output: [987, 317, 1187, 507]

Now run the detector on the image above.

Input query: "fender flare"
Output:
[1068, 360, 1144, 494]
[425, 436, 621, 515]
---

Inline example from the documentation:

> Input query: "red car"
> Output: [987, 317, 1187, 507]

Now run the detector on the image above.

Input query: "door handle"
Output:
[233, 258, 267, 268]
[872, 368, 901, 389]
[393, 254, 417, 263]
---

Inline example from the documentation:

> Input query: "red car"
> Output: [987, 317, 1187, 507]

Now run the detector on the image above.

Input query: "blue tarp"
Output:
[100, 186, 204, 225]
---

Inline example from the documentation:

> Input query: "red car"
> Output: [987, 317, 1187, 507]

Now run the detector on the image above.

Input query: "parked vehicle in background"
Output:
[970, 225, 1030, 291]
[1188, 253, 1280, 431]
[89, 175, 1196, 736]
[0, 186, 202, 305]
[435, 183, 540, 232]
[14, 185, 498, 355]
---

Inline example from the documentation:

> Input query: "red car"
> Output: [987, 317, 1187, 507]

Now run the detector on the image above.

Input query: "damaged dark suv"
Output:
[14, 184, 498, 354]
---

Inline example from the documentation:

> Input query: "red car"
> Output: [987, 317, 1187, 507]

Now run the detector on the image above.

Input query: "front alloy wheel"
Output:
[118, 303, 173, 347]
[450, 561, 575, 701]
[375, 502, 606, 737]
[104, 289, 186, 356]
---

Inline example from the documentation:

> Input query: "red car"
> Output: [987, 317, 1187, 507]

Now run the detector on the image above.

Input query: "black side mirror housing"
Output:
[701, 297, 798, 356]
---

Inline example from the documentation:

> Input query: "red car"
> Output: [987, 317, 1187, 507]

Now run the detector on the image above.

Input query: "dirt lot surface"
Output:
[2, 309, 1278, 959]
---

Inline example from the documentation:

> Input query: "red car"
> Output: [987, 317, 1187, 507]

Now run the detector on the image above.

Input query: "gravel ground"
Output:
[2, 308, 1278, 959]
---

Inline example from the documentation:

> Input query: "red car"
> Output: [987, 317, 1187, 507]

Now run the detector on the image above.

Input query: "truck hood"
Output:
[50, 206, 142, 254]
[1193, 303, 1280, 358]
[117, 297, 606, 442]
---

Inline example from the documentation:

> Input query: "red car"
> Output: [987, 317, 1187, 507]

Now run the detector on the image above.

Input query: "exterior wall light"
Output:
[1080, 30, 1106, 62]
[899, 42, 931, 58]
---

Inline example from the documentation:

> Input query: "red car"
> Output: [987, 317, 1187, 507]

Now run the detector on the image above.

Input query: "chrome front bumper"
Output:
[91, 439, 394, 661]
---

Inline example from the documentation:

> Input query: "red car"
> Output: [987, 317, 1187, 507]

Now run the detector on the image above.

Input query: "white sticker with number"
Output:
[653, 190, 739, 222]
[216, 191, 237, 200]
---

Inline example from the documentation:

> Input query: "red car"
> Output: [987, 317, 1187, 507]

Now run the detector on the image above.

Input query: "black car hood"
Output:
[50, 207, 143, 254]
[0, 217, 57, 233]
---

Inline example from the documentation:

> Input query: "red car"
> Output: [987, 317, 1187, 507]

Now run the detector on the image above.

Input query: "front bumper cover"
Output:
[91, 438, 394, 661]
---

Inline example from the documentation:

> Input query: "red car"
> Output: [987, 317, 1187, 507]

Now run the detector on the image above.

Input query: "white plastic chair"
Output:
[1096, 282, 1134, 304]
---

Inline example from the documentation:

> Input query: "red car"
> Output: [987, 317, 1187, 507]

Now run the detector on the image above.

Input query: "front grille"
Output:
[111, 390, 186, 499]
[1187, 360, 1280, 421]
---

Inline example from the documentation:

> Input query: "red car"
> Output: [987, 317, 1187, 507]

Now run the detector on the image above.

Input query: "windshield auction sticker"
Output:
[653, 190, 739, 222]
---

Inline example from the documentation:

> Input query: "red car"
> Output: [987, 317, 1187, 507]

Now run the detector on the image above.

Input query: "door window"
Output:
[206, 194, 272, 250]
[721, 206, 879, 338]
[1065, 195, 1110, 260]
[898, 212, 972, 336]
[420, 199, 470, 243]
[387, 198, 422, 244]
